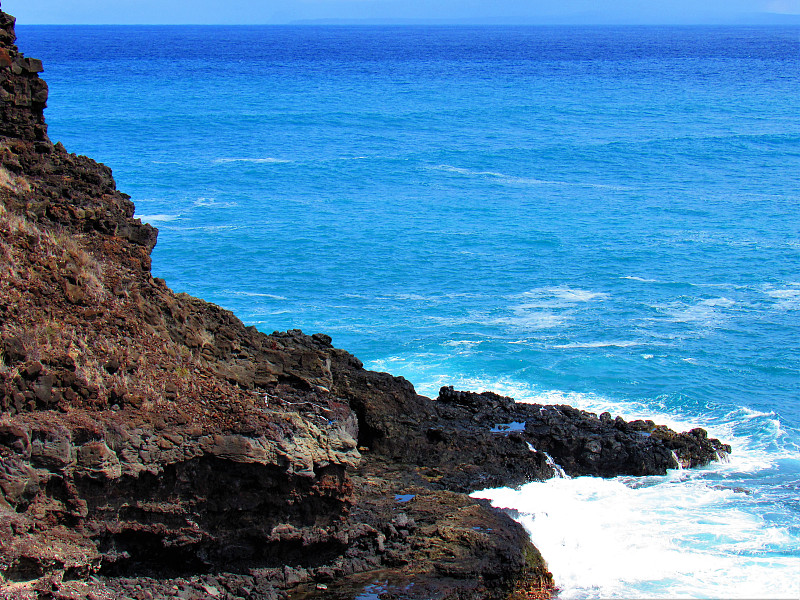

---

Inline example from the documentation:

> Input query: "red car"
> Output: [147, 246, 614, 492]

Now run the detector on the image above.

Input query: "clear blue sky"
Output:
[4, 0, 800, 25]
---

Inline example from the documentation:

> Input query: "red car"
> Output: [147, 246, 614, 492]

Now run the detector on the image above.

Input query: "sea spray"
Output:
[473, 472, 799, 599]
[528, 442, 570, 479]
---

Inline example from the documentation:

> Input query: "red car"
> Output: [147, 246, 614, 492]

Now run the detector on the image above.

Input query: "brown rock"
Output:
[64, 280, 85, 304]
[76, 441, 121, 479]
[22, 360, 42, 379]
[22, 57, 43, 73]
[1, 335, 27, 364]
[30, 433, 74, 469]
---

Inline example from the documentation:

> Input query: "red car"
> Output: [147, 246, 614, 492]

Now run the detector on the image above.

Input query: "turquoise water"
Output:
[19, 25, 800, 597]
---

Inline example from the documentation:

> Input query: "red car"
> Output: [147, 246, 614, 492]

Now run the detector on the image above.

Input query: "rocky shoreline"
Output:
[0, 5, 730, 599]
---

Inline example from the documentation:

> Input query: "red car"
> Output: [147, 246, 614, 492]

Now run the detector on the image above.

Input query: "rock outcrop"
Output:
[0, 5, 730, 599]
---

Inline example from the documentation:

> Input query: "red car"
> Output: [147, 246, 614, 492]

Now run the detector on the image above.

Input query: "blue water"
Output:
[18, 25, 800, 598]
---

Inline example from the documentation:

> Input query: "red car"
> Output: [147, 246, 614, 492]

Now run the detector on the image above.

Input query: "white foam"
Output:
[226, 290, 288, 300]
[700, 297, 736, 307]
[492, 311, 565, 330]
[514, 286, 609, 304]
[695, 282, 748, 289]
[213, 157, 292, 164]
[764, 285, 800, 309]
[192, 197, 238, 208]
[473, 476, 799, 599]
[199, 225, 240, 232]
[767, 288, 800, 299]
[441, 340, 482, 348]
[430, 164, 628, 189]
[527, 442, 571, 478]
[551, 341, 641, 349]
[656, 297, 735, 325]
[499, 289, 608, 329]
[168, 224, 240, 232]
[621, 275, 660, 283]
[391, 293, 434, 301]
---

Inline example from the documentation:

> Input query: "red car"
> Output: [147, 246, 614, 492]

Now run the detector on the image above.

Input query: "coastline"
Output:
[0, 6, 735, 599]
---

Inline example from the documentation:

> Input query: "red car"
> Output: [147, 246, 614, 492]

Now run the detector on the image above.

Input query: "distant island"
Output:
[289, 13, 800, 25]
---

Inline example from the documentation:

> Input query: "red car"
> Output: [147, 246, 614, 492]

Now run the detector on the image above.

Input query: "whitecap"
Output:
[169, 224, 240, 232]
[192, 197, 238, 208]
[767, 289, 800, 299]
[764, 285, 800, 309]
[492, 311, 565, 330]
[695, 282, 748, 289]
[442, 340, 482, 348]
[655, 297, 734, 325]
[429, 164, 628, 190]
[213, 157, 292, 164]
[551, 341, 641, 349]
[199, 225, 240, 232]
[391, 293, 436, 301]
[425, 314, 490, 327]
[621, 275, 660, 283]
[226, 290, 288, 300]
[700, 297, 736, 307]
[513, 286, 609, 304]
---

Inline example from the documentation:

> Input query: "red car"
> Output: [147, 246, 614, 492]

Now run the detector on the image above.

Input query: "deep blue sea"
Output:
[19, 24, 800, 598]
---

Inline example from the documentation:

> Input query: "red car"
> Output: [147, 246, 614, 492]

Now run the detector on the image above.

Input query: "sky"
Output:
[4, 0, 800, 25]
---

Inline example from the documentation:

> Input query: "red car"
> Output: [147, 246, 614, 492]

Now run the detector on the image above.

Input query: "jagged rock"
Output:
[76, 441, 122, 479]
[1, 335, 26, 364]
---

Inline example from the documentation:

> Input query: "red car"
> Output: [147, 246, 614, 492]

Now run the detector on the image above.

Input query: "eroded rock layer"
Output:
[0, 6, 729, 599]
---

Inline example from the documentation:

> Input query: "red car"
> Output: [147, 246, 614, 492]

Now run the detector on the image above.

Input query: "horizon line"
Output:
[16, 18, 800, 27]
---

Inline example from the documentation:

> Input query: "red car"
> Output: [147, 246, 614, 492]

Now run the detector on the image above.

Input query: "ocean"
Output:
[18, 24, 800, 598]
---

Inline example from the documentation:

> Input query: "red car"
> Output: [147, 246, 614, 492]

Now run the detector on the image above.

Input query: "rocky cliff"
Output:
[0, 6, 730, 600]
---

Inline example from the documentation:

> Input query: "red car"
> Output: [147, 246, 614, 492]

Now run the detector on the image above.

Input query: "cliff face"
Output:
[0, 7, 730, 600]
[0, 10, 47, 145]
